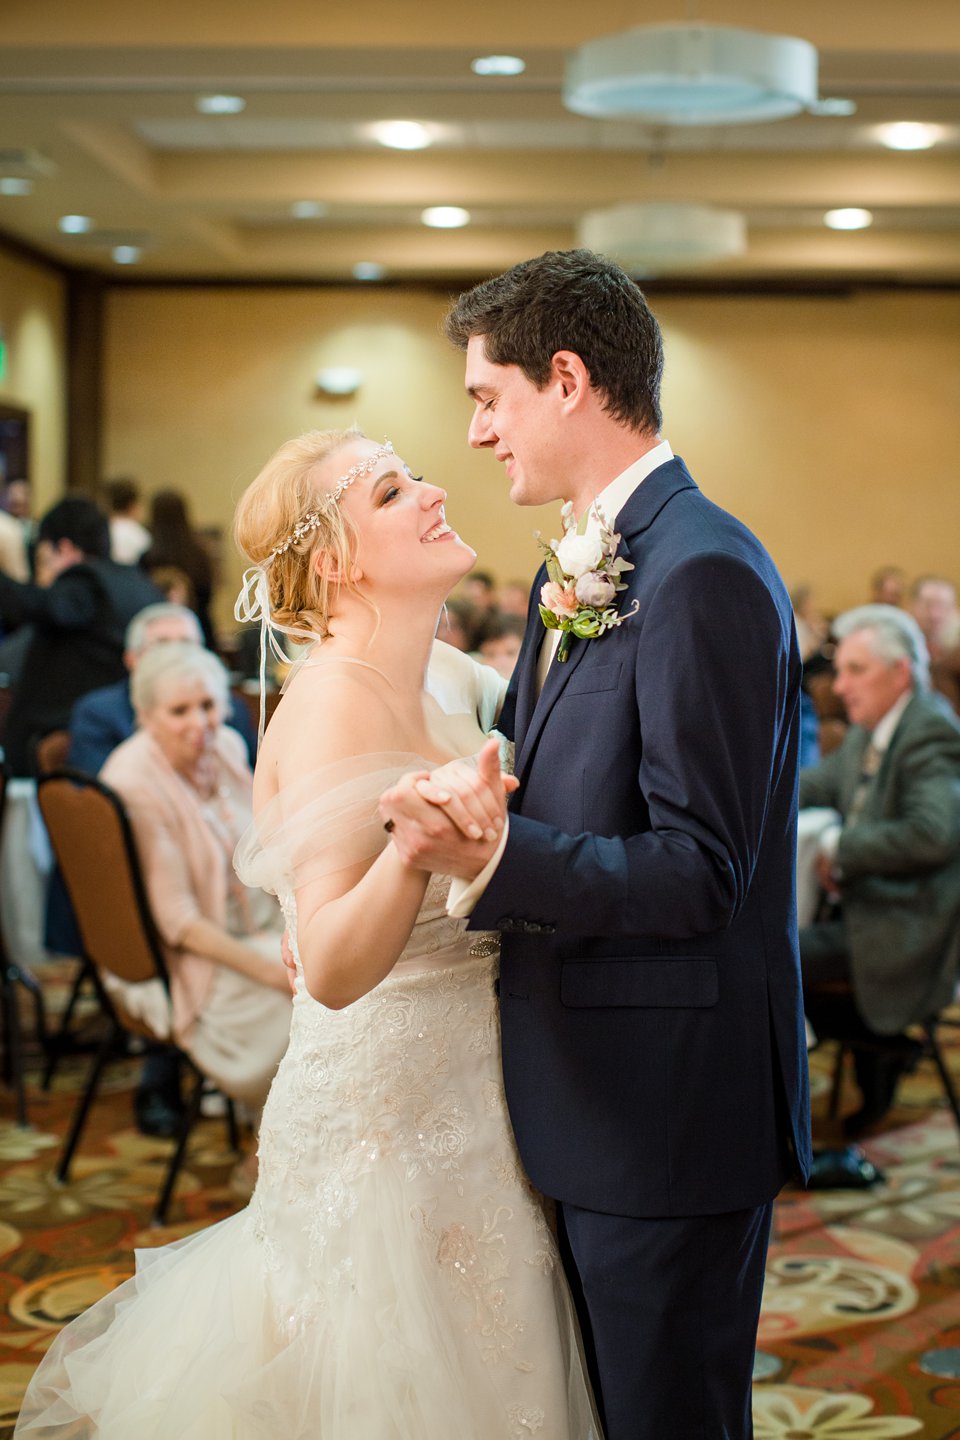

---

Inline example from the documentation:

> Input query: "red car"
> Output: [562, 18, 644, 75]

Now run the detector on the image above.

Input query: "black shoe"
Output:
[807, 1145, 885, 1190]
[134, 1087, 184, 1139]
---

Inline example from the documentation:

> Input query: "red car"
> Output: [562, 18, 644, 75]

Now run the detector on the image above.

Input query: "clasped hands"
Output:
[379, 736, 519, 880]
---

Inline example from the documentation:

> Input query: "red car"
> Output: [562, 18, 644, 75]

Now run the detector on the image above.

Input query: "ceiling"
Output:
[1, 0, 959, 285]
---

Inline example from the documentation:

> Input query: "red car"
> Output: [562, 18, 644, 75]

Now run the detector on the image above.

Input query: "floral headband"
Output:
[267, 441, 394, 561]
[235, 439, 394, 743]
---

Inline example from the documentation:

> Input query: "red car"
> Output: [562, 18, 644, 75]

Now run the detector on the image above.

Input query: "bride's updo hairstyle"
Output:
[234, 427, 365, 641]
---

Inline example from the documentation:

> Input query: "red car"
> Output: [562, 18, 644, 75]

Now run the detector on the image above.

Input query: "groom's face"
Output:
[464, 336, 566, 508]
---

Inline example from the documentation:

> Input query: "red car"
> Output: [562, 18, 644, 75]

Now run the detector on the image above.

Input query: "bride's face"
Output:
[328, 441, 476, 597]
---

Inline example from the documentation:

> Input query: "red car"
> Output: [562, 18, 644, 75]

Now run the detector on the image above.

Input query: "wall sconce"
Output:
[315, 367, 363, 398]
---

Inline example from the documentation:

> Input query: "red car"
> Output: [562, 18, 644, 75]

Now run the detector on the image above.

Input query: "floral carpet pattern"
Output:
[0, 984, 958, 1437]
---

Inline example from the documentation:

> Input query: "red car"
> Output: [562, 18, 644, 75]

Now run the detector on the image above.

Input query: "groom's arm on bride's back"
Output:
[470, 549, 799, 940]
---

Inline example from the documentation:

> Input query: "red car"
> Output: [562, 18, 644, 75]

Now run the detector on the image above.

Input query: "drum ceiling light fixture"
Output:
[564, 23, 820, 126]
[578, 202, 747, 274]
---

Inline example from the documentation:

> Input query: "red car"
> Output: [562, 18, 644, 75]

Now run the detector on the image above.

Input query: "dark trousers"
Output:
[558, 1199, 773, 1440]
[799, 920, 879, 1044]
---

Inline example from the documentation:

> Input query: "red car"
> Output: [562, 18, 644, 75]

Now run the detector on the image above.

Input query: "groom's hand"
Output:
[380, 740, 511, 879]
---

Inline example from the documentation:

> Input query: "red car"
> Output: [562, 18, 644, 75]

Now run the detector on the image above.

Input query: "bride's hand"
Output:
[415, 739, 517, 841]
[379, 740, 515, 851]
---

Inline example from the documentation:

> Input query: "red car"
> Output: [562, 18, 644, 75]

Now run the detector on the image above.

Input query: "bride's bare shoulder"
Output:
[255, 664, 398, 794]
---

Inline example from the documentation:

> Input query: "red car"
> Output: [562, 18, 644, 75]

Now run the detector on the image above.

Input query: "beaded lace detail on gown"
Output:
[14, 647, 599, 1440]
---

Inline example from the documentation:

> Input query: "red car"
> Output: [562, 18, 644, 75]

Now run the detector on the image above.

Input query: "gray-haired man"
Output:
[800, 604, 960, 1135]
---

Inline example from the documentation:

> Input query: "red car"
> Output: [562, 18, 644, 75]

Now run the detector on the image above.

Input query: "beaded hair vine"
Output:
[267, 441, 395, 562]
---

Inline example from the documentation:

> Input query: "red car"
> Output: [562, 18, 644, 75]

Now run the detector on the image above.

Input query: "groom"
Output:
[383, 249, 812, 1439]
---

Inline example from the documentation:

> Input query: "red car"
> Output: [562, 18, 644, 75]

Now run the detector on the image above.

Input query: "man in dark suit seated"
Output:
[799, 603, 960, 1137]
[69, 602, 257, 773]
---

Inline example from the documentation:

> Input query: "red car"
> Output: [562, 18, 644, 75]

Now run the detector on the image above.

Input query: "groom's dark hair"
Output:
[444, 248, 663, 434]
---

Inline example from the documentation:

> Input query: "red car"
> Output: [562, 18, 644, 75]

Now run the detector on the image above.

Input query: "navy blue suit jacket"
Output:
[472, 457, 812, 1217]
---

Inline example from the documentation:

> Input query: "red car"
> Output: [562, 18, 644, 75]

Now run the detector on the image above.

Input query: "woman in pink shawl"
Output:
[100, 641, 290, 1112]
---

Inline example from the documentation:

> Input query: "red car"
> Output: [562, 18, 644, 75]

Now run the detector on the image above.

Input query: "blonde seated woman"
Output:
[16, 430, 598, 1439]
[100, 642, 290, 1111]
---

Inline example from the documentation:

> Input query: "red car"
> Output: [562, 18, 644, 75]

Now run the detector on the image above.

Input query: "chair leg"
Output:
[1, 967, 28, 1127]
[828, 1041, 847, 1119]
[42, 959, 96, 1091]
[152, 1069, 205, 1227]
[924, 1026, 960, 1139]
[225, 1096, 241, 1154]
[56, 1026, 117, 1183]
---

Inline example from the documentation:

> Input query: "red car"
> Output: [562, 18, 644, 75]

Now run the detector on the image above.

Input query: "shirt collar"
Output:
[581, 440, 674, 536]
[870, 688, 913, 752]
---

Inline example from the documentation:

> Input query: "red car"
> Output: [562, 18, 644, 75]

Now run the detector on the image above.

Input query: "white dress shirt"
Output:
[449, 440, 674, 919]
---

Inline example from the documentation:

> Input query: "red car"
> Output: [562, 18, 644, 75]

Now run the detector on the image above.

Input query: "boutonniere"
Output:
[536, 502, 638, 663]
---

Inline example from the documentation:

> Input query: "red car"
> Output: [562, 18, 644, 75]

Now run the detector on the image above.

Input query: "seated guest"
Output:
[0, 497, 161, 777]
[101, 643, 290, 1117]
[910, 574, 959, 655]
[869, 565, 906, 608]
[475, 612, 525, 680]
[105, 477, 151, 566]
[910, 574, 960, 714]
[799, 604, 960, 1137]
[70, 601, 257, 773]
[62, 603, 256, 1136]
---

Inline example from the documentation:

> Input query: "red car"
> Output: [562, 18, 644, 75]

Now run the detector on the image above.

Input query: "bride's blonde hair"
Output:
[234, 428, 364, 640]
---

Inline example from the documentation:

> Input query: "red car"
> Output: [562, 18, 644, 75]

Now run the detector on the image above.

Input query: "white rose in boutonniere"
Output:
[535, 501, 638, 664]
[555, 531, 604, 579]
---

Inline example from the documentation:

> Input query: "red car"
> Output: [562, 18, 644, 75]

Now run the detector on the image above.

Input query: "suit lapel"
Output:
[513, 456, 698, 785]
[512, 562, 548, 743]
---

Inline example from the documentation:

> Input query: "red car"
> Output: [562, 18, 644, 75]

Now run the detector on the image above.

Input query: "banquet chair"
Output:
[29, 737, 103, 1092]
[37, 768, 240, 1224]
[0, 766, 49, 1127]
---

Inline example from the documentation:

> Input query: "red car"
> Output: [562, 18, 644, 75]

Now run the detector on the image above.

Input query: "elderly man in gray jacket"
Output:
[800, 604, 960, 1137]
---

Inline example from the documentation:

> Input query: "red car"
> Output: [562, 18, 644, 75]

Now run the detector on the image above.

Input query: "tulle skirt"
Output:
[16, 1169, 598, 1439]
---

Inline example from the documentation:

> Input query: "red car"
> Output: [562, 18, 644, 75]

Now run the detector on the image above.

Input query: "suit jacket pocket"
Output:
[560, 958, 719, 1009]
[562, 662, 623, 697]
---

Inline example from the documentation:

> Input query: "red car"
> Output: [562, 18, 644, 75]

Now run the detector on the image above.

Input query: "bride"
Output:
[16, 428, 599, 1439]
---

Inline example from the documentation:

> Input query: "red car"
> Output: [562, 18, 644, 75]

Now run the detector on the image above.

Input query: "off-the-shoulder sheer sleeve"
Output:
[234, 752, 429, 898]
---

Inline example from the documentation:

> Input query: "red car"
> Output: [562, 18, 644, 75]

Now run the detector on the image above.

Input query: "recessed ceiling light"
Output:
[352, 261, 386, 281]
[291, 200, 329, 219]
[58, 214, 93, 234]
[0, 178, 33, 196]
[113, 245, 141, 265]
[877, 121, 941, 151]
[471, 55, 526, 77]
[824, 207, 873, 231]
[421, 206, 470, 229]
[368, 120, 433, 151]
[196, 94, 246, 115]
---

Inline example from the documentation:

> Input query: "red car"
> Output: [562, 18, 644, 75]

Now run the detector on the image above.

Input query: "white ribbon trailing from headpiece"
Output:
[234, 566, 320, 744]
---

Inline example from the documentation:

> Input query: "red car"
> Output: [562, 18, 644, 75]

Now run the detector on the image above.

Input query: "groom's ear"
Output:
[550, 350, 590, 409]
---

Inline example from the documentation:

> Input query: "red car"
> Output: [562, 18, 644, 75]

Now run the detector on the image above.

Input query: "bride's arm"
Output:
[266, 671, 430, 1010]
[295, 847, 429, 1010]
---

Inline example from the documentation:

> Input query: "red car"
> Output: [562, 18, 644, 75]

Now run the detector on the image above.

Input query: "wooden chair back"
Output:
[37, 771, 168, 990]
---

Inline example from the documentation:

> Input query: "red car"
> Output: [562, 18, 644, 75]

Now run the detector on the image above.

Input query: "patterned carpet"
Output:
[0, 974, 958, 1438]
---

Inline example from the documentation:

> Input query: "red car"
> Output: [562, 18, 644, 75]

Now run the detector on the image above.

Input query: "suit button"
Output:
[497, 918, 514, 932]
[526, 922, 542, 933]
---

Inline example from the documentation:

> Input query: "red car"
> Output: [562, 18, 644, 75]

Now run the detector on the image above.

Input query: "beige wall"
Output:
[102, 284, 960, 633]
[0, 244, 67, 510]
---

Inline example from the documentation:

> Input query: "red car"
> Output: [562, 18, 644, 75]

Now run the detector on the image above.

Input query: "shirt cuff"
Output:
[818, 823, 843, 863]
[447, 818, 509, 918]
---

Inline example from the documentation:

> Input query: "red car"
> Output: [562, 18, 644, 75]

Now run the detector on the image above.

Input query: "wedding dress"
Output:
[16, 645, 599, 1439]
